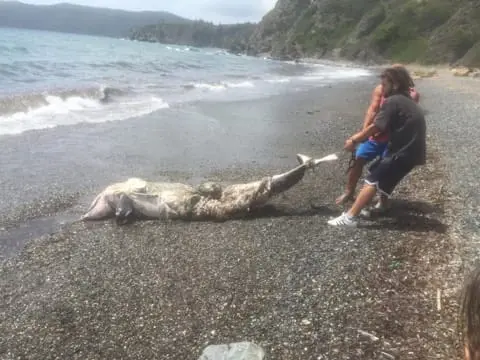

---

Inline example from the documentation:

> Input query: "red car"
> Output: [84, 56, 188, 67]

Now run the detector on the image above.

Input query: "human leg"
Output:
[347, 184, 378, 217]
[335, 140, 387, 205]
[328, 183, 378, 227]
[335, 157, 366, 205]
[374, 146, 392, 210]
[328, 156, 415, 227]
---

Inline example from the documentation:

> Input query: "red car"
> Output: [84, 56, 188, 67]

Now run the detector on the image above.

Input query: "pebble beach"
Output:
[1, 67, 479, 359]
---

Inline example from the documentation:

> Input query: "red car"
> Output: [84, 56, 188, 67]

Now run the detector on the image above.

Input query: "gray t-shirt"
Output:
[374, 93, 426, 165]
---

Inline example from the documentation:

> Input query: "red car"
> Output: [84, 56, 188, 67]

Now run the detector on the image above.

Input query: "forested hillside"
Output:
[246, 0, 480, 66]
[129, 21, 256, 53]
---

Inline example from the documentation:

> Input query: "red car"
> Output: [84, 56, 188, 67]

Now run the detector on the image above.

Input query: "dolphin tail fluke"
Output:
[270, 153, 337, 196]
[296, 153, 338, 168]
[296, 154, 312, 166]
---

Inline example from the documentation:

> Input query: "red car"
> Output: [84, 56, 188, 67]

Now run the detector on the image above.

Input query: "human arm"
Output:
[345, 97, 396, 151]
[344, 124, 381, 151]
[362, 84, 383, 129]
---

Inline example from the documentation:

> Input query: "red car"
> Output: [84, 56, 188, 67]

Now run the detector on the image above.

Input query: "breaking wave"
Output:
[0, 85, 169, 135]
[0, 86, 125, 116]
[183, 81, 255, 92]
[0, 28, 374, 136]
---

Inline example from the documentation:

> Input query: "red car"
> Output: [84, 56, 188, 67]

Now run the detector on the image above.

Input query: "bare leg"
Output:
[336, 157, 366, 205]
[328, 183, 377, 227]
[346, 184, 377, 217]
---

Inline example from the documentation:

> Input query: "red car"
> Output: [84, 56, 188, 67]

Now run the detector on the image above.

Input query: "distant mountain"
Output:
[129, 21, 256, 53]
[0, 1, 189, 38]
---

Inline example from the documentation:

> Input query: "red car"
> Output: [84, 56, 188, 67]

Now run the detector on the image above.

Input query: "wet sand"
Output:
[0, 73, 475, 359]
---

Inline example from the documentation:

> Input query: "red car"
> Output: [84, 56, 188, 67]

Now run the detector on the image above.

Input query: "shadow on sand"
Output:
[360, 199, 448, 234]
[188, 198, 446, 232]
[243, 203, 339, 220]
[91, 198, 447, 235]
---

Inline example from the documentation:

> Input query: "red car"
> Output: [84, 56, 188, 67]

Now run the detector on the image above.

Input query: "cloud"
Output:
[260, 0, 277, 12]
[204, 1, 265, 19]
[185, 0, 277, 23]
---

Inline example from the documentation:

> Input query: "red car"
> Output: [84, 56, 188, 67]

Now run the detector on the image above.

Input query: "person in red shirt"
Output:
[335, 64, 419, 209]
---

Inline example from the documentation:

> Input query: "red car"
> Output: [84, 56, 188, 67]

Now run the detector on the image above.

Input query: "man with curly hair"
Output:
[335, 64, 420, 210]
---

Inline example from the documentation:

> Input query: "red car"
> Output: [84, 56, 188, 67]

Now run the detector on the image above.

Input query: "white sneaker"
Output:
[327, 212, 358, 227]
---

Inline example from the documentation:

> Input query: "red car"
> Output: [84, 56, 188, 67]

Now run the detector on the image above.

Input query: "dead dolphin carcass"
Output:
[80, 153, 338, 224]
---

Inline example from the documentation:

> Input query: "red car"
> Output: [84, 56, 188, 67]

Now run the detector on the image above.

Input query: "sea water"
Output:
[0, 27, 371, 136]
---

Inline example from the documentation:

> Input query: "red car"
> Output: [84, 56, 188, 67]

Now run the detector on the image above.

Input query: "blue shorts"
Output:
[355, 139, 388, 162]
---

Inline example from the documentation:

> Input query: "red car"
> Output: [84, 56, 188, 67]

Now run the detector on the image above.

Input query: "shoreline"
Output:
[297, 56, 480, 79]
[0, 76, 376, 260]
[0, 73, 475, 359]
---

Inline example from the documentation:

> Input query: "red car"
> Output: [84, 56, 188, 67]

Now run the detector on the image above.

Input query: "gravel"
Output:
[1, 75, 477, 359]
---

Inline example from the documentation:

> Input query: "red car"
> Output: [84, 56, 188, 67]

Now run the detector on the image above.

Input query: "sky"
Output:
[19, 0, 278, 23]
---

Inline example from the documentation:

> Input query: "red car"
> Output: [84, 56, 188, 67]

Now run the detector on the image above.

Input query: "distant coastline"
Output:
[3, 0, 480, 71]
[0, 0, 189, 38]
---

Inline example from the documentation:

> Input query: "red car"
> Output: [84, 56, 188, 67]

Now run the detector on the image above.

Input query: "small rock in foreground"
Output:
[199, 342, 265, 360]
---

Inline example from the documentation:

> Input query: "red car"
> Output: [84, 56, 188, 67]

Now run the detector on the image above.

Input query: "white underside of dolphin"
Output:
[81, 153, 338, 224]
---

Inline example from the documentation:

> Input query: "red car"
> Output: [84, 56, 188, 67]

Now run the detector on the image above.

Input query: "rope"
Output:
[346, 150, 356, 174]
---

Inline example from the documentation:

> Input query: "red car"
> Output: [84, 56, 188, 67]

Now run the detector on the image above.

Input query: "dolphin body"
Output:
[81, 153, 338, 225]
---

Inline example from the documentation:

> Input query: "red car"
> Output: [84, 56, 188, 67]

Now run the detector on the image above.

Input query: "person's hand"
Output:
[344, 138, 356, 152]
